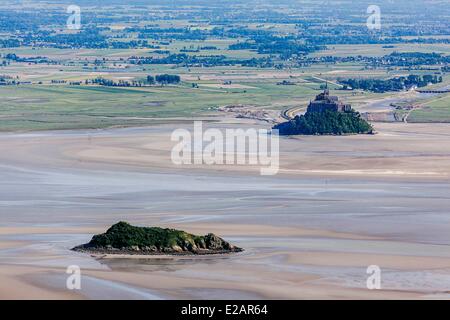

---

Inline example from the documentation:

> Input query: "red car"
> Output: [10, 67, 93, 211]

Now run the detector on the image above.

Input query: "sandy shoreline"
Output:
[1, 119, 450, 299]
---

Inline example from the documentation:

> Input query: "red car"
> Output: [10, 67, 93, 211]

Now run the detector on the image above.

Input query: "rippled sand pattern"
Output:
[1, 121, 450, 299]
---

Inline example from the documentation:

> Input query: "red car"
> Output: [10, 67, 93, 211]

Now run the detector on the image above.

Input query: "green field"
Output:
[408, 94, 450, 123]
[0, 80, 324, 131]
[1, 64, 448, 131]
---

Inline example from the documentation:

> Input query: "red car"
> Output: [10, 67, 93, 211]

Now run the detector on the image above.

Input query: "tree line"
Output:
[87, 74, 181, 87]
[339, 75, 443, 93]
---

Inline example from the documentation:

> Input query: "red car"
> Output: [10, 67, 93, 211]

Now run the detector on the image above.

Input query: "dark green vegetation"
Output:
[340, 74, 443, 93]
[128, 53, 274, 68]
[154, 74, 181, 85]
[88, 74, 180, 87]
[309, 52, 450, 72]
[73, 222, 243, 255]
[274, 110, 373, 135]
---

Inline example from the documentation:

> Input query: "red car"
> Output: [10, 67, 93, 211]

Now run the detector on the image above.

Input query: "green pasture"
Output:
[408, 94, 450, 123]
[0, 80, 322, 131]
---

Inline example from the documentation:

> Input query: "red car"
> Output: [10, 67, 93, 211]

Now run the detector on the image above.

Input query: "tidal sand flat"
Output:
[1, 120, 450, 299]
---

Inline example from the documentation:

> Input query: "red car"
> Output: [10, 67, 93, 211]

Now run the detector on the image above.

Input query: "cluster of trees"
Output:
[3, 53, 51, 64]
[146, 74, 181, 85]
[297, 20, 450, 46]
[88, 77, 145, 87]
[229, 37, 323, 59]
[375, 52, 450, 67]
[130, 27, 208, 41]
[0, 74, 18, 86]
[88, 74, 181, 87]
[128, 53, 275, 68]
[339, 75, 443, 93]
[0, 39, 20, 48]
[274, 110, 373, 136]
[37, 29, 109, 49]
[110, 40, 150, 49]
[130, 25, 283, 43]
[0, 27, 150, 49]
[275, 52, 449, 70]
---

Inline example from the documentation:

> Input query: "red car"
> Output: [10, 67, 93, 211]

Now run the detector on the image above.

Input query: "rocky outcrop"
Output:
[72, 222, 243, 255]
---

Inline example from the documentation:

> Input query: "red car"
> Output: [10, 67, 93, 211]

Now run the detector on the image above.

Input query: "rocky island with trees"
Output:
[274, 89, 373, 135]
[72, 222, 243, 255]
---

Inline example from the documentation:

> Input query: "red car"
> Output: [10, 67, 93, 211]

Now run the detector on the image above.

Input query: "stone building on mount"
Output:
[307, 89, 352, 113]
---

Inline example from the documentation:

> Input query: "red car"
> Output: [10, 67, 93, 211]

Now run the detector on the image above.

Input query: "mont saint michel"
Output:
[274, 89, 373, 135]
